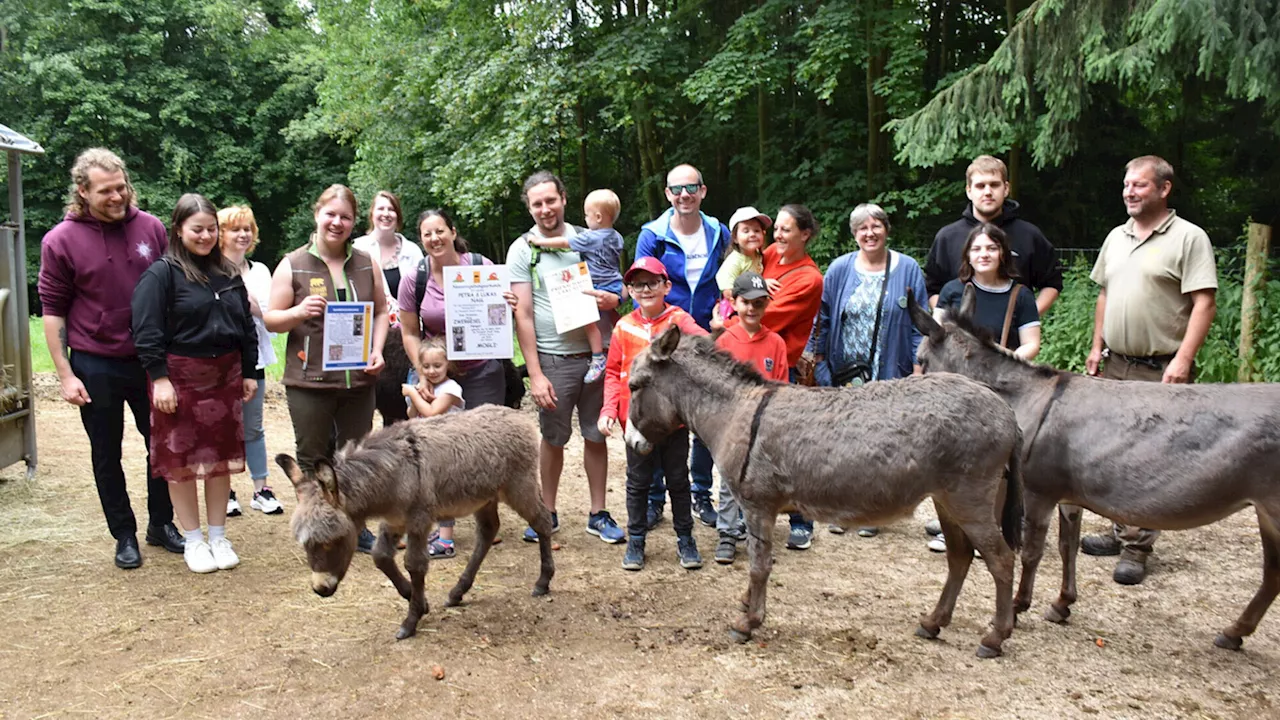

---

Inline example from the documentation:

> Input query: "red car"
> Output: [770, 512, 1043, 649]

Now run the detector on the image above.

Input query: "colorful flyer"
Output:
[321, 301, 374, 371]
[542, 261, 600, 335]
[443, 264, 514, 361]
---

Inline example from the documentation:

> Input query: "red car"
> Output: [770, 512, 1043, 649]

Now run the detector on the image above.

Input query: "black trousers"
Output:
[625, 428, 692, 539]
[71, 351, 173, 539]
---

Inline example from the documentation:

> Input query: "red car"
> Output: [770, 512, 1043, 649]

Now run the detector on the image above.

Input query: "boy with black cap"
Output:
[711, 271, 789, 563]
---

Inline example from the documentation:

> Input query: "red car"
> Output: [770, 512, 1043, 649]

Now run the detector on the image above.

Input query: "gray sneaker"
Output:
[714, 536, 737, 565]
[622, 536, 645, 571]
[925, 519, 943, 537]
[677, 535, 703, 569]
[786, 525, 813, 550]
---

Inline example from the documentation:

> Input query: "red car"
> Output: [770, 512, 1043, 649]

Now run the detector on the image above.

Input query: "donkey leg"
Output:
[1216, 507, 1280, 650]
[372, 523, 412, 600]
[967, 522, 1018, 659]
[446, 502, 500, 607]
[731, 510, 776, 643]
[1015, 492, 1058, 615]
[509, 489, 556, 596]
[1046, 504, 1083, 624]
[918, 508, 974, 641]
[396, 531, 431, 640]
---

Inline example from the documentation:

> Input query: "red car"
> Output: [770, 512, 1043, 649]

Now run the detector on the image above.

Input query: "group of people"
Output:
[41, 147, 1216, 587]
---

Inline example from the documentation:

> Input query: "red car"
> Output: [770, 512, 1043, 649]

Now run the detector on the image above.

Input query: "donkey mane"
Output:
[943, 310, 1060, 380]
[678, 333, 773, 387]
[333, 423, 421, 485]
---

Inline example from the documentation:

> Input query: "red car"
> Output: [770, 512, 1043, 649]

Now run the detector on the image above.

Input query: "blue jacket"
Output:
[805, 250, 928, 385]
[635, 209, 731, 330]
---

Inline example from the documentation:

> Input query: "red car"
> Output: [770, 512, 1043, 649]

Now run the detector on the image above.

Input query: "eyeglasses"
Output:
[627, 280, 664, 292]
[667, 183, 702, 196]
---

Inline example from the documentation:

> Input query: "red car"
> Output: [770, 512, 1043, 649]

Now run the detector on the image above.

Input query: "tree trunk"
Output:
[1239, 223, 1272, 381]
[1006, 0, 1022, 197]
[865, 3, 888, 197]
[757, 85, 767, 199]
[576, 99, 589, 196]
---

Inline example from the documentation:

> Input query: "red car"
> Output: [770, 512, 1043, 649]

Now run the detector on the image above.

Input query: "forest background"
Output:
[2, 0, 1279, 377]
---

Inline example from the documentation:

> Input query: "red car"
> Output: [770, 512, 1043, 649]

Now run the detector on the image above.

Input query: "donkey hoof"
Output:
[395, 625, 417, 641]
[1214, 633, 1244, 651]
[915, 624, 940, 640]
[445, 593, 464, 608]
[1043, 605, 1070, 624]
[728, 628, 752, 644]
[976, 643, 1003, 659]
[531, 584, 550, 597]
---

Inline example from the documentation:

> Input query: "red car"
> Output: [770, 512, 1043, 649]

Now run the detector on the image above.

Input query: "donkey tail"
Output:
[1000, 424, 1025, 552]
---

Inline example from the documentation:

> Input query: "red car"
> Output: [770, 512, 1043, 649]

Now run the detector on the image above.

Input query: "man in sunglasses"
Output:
[635, 164, 732, 530]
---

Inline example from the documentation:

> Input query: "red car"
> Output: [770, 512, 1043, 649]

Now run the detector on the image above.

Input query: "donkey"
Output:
[275, 405, 555, 640]
[908, 286, 1280, 650]
[624, 327, 1026, 657]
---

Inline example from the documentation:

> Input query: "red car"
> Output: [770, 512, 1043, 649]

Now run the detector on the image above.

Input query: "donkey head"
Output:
[624, 326, 686, 454]
[276, 454, 359, 597]
[906, 285, 989, 377]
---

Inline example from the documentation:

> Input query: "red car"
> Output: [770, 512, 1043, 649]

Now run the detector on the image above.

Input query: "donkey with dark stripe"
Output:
[909, 285, 1280, 650]
[276, 405, 555, 640]
[624, 327, 1025, 657]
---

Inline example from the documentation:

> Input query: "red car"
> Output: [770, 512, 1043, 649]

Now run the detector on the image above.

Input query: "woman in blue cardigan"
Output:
[800, 203, 927, 536]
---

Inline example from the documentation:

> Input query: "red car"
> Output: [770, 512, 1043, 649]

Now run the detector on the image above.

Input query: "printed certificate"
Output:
[322, 301, 374, 371]
[443, 264, 514, 361]
[542, 261, 600, 335]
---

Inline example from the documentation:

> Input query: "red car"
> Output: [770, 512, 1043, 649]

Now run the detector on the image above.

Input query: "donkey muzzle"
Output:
[311, 571, 340, 597]
[623, 423, 652, 454]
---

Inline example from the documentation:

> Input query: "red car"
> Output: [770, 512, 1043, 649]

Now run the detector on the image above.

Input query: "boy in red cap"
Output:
[710, 270, 789, 563]
[598, 256, 707, 571]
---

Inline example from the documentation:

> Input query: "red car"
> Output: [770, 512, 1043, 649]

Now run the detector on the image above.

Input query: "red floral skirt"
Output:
[149, 352, 246, 483]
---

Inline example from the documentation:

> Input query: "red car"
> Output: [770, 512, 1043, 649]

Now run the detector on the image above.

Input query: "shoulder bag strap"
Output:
[412, 257, 430, 337]
[1000, 283, 1022, 348]
[866, 262, 892, 377]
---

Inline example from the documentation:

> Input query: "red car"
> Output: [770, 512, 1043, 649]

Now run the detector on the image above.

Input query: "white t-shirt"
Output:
[506, 224, 591, 355]
[406, 377, 465, 414]
[674, 225, 709, 293]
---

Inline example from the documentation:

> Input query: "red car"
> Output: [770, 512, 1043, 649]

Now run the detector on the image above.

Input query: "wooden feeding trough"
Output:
[0, 124, 41, 478]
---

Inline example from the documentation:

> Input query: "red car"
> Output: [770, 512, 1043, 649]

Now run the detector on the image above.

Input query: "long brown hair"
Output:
[168, 194, 239, 284]
[957, 222, 1020, 284]
[64, 148, 137, 217]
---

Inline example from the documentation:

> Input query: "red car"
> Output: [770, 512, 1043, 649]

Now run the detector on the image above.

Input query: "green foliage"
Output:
[1036, 260, 1099, 373]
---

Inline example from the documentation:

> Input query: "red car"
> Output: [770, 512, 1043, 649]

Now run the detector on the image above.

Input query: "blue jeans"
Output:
[647, 435, 713, 506]
[243, 377, 267, 482]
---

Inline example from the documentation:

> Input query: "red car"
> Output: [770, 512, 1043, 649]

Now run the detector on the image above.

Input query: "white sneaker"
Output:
[185, 539, 219, 573]
[226, 490, 243, 517]
[250, 487, 284, 515]
[210, 537, 240, 570]
[927, 534, 947, 553]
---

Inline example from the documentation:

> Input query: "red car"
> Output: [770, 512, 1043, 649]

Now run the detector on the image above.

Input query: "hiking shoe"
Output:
[1113, 558, 1147, 585]
[715, 536, 737, 565]
[250, 487, 284, 515]
[210, 537, 239, 570]
[1082, 533, 1122, 557]
[786, 526, 813, 550]
[828, 524, 847, 535]
[586, 510, 625, 544]
[357, 528, 376, 554]
[584, 353, 607, 383]
[677, 535, 703, 569]
[184, 539, 218, 574]
[856, 526, 879, 537]
[428, 538, 456, 559]
[622, 536, 646, 571]
[226, 490, 243, 517]
[523, 512, 560, 543]
[925, 519, 943, 537]
[927, 534, 947, 553]
[646, 503, 664, 531]
[693, 496, 717, 527]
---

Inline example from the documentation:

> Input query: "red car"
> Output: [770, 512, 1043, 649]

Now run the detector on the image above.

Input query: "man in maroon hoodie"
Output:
[38, 148, 185, 569]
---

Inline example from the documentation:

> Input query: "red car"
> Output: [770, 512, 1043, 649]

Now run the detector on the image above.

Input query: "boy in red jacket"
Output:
[712, 271, 789, 564]
[598, 257, 707, 571]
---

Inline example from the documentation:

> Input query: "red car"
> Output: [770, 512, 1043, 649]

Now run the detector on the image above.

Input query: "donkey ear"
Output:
[906, 288, 944, 344]
[959, 283, 978, 320]
[315, 460, 341, 505]
[276, 454, 305, 489]
[652, 325, 682, 360]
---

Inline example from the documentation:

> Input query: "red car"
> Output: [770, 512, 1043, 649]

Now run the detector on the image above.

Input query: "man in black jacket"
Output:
[925, 155, 1063, 315]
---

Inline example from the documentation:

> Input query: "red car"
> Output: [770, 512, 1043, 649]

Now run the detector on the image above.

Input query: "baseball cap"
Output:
[728, 206, 773, 235]
[624, 256, 669, 283]
[732, 271, 770, 300]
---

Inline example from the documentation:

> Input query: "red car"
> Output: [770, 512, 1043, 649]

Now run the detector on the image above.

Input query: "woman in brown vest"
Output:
[265, 185, 389, 551]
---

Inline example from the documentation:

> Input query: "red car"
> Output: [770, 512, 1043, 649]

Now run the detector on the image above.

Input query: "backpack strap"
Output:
[1000, 283, 1023, 349]
[411, 257, 429, 337]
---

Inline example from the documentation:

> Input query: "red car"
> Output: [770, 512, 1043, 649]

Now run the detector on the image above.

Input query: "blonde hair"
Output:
[64, 148, 136, 217]
[965, 155, 1008, 186]
[217, 205, 260, 254]
[584, 189, 621, 223]
[418, 337, 458, 380]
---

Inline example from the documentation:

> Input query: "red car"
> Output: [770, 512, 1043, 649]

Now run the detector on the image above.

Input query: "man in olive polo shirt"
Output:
[1082, 154, 1218, 585]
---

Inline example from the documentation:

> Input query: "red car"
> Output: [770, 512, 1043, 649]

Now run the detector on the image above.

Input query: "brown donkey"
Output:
[276, 405, 555, 640]
[624, 327, 1025, 657]
[909, 286, 1280, 650]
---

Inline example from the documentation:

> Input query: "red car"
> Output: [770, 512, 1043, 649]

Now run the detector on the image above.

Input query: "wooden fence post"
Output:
[1239, 223, 1273, 382]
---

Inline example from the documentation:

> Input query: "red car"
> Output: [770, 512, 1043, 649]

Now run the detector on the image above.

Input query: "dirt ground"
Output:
[1, 378, 1277, 719]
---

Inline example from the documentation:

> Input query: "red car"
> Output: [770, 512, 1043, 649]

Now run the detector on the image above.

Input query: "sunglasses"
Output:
[667, 183, 702, 196]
